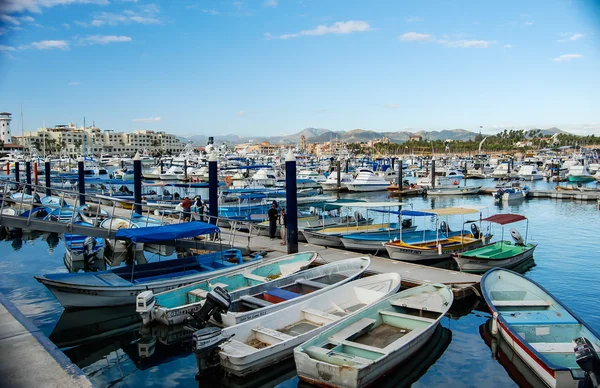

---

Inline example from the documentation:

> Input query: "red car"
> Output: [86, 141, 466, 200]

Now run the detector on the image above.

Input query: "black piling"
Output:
[285, 150, 298, 254]
[133, 155, 142, 215]
[78, 158, 86, 205]
[25, 161, 32, 195]
[44, 159, 51, 197]
[208, 152, 218, 225]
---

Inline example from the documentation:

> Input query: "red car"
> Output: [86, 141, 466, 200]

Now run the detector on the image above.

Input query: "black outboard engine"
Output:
[33, 193, 41, 203]
[575, 337, 600, 388]
[440, 221, 451, 235]
[494, 188, 504, 201]
[193, 326, 233, 378]
[187, 287, 231, 330]
[83, 236, 97, 264]
[401, 218, 412, 228]
[471, 223, 481, 239]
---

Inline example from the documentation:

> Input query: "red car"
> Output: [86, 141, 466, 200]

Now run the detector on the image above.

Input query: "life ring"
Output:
[225, 175, 232, 186]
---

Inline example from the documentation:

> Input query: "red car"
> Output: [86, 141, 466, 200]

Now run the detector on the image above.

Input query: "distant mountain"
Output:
[180, 127, 574, 146]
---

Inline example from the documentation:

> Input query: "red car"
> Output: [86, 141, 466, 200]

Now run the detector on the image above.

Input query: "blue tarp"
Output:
[371, 209, 436, 217]
[115, 221, 219, 243]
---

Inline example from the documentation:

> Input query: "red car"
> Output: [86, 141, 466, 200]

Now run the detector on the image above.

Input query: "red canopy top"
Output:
[482, 213, 527, 225]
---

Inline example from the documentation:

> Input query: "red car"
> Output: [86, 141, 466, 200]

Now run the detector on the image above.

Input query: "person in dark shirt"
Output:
[181, 196, 192, 221]
[268, 203, 278, 240]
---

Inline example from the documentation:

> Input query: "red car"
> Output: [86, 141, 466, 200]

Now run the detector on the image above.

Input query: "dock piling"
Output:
[285, 150, 298, 254]
[44, 159, 51, 197]
[25, 160, 32, 195]
[431, 159, 436, 188]
[33, 162, 38, 186]
[14, 162, 19, 184]
[77, 158, 85, 206]
[208, 152, 218, 226]
[133, 153, 142, 215]
[336, 160, 341, 190]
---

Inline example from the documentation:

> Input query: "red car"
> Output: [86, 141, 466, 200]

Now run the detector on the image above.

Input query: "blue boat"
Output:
[20, 206, 52, 219]
[63, 222, 105, 267]
[46, 207, 80, 223]
[35, 222, 261, 308]
[340, 229, 469, 252]
[482, 268, 600, 388]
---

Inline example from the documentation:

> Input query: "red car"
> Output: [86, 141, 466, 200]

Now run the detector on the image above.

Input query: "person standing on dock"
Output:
[181, 196, 192, 221]
[268, 202, 278, 240]
[279, 207, 287, 246]
[194, 195, 202, 218]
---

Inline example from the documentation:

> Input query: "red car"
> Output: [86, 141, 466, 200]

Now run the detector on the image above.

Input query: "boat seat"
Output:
[188, 283, 229, 300]
[296, 279, 327, 289]
[502, 311, 578, 325]
[265, 288, 301, 301]
[328, 318, 377, 342]
[240, 295, 273, 308]
[134, 269, 199, 283]
[244, 273, 268, 283]
[390, 299, 439, 312]
[302, 308, 341, 325]
[304, 346, 375, 366]
[378, 310, 436, 323]
[530, 342, 577, 353]
[252, 327, 293, 344]
[338, 339, 387, 356]
[492, 300, 552, 307]
[96, 273, 132, 286]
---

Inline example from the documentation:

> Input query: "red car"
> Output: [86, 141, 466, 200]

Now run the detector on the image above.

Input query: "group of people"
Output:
[268, 201, 287, 245]
[180, 195, 208, 222]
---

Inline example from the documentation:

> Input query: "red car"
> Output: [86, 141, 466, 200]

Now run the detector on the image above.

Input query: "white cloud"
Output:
[1, 14, 20, 25]
[128, 15, 160, 24]
[31, 40, 69, 50]
[274, 20, 371, 39]
[553, 53, 582, 62]
[558, 33, 585, 42]
[504, 44, 513, 48]
[399, 31, 494, 48]
[0, 45, 16, 51]
[524, 21, 534, 26]
[68, 81, 80, 85]
[19, 15, 34, 22]
[77, 5, 160, 27]
[404, 16, 423, 23]
[79, 35, 132, 45]
[263, 0, 278, 7]
[399, 32, 433, 42]
[383, 103, 401, 109]
[235, 111, 246, 117]
[62, 23, 70, 29]
[132, 116, 160, 123]
[0, 0, 109, 14]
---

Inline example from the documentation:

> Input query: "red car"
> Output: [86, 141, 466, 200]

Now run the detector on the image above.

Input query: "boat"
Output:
[453, 214, 537, 273]
[425, 179, 482, 196]
[294, 283, 453, 388]
[491, 162, 514, 180]
[345, 169, 390, 192]
[136, 251, 323, 326]
[1, 208, 17, 215]
[10, 192, 33, 204]
[46, 207, 79, 223]
[482, 268, 600, 388]
[161, 165, 186, 181]
[384, 207, 492, 262]
[40, 195, 72, 208]
[250, 169, 278, 187]
[494, 185, 530, 202]
[63, 224, 105, 268]
[19, 206, 52, 220]
[35, 222, 260, 308]
[193, 273, 401, 377]
[77, 203, 110, 226]
[518, 165, 544, 181]
[321, 171, 354, 191]
[567, 165, 595, 183]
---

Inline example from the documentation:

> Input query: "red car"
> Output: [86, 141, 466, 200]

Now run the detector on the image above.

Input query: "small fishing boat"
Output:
[19, 206, 52, 220]
[482, 268, 600, 388]
[294, 283, 453, 388]
[10, 192, 33, 204]
[77, 203, 110, 226]
[567, 165, 595, 183]
[46, 207, 79, 223]
[493, 181, 530, 203]
[453, 214, 537, 273]
[136, 251, 322, 326]
[63, 224, 105, 267]
[302, 222, 404, 248]
[35, 223, 260, 308]
[193, 273, 401, 377]
[40, 195, 72, 209]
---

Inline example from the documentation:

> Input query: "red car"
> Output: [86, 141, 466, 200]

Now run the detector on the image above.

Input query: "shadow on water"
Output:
[479, 319, 546, 388]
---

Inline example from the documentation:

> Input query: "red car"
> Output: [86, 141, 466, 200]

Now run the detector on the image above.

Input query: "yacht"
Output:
[345, 169, 390, 192]
[161, 165, 185, 181]
[567, 165, 595, 183]
[517, 164, 543, 181]
[491, 162, 514, 180]
[251, 168, 278, 187]
[297, 169, 326, 183]
[321, 171, 354, 191]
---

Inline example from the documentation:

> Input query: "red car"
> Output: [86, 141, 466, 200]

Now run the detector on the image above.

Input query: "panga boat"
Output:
[77, 203, 110, 226]
[482, 268, 600, 388]
[63, 223, 105, 266]
[136, 251, 321, 326]
[35, 222, 260, 308]
[453, 214, 537, 273]
[193, 273, 401, 377]
[384, 207, 491, 262]
[294, 283, 453, 388]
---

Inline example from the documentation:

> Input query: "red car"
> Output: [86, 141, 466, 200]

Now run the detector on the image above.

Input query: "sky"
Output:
[0, 0, 599, 138]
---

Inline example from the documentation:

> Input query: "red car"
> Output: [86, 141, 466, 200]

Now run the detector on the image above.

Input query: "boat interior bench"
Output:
[530, 342, 578, 353]
[493, 300, 552, 307]
[302, 308, 340, 325]
[252, 326, 293, 345]
[96, 273, 134, 286]
[240, 295, 273, 308]
[133, 269, 200, 283]
[243, 273, 268, 283]
[265, 288, 301, 301]
[328, 318, 376, 342]
[501, 311, 578, 325]
[296, 279, 327, 289]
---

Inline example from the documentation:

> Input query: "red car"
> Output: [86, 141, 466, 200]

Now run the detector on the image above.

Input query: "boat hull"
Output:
[345, 184, 389, 192]
[302, 231, 343, 247]
[385, 236, 490, 262]
[567, 176, 595, 183]
[454, 244, 536, 273]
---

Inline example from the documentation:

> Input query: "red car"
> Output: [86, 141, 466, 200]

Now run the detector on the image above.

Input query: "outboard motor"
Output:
[574, 337, 600, 388]
[187, 287, 231, 330]
[401, 218, 412, 228]
[510, 228, 525, 246]
[440, 221, 451, 235]
[136, 291, 156, 325]
[494, 188, 504, 201]
[33, 193, 41, 203]
[471, 223, 481, 239]
[193, 326, 233, 377]
[83, 236, 96, 264]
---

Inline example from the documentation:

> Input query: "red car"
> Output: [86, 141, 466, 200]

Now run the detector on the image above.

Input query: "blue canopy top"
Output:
[115, 221, 219, 243]
[372, 209, 435, 217]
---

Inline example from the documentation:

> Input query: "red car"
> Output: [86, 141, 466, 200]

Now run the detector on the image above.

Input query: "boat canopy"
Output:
[372, 206, 481, 217]
[331, 201, 409, 208]
[115, 221, 219, 243]
[482, 213, 527, 225]
[372, 209, 435, 217]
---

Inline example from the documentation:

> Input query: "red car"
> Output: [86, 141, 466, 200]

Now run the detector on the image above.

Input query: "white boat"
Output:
[136, 252, 322, 326]
[517, 164, 544, 181]
[298, 169, 326, 183]
[294, 283, 453, 388]
[425, 179, 482, 196]
[161, 165, 186, 181]
[346, 169, 390, 192]
[100, 217, 144, 263]
[143, 166, 163, 179]
[493, 184, 530, 202]
[195, 273, 401, 377]
[491, 162, 514, 180]
[321, 171, 354, 191]
[251, 169, 278, 187]
[77, 204, 110, 226]
[482, 268, 600, 388]
[567, 165, 595, 183]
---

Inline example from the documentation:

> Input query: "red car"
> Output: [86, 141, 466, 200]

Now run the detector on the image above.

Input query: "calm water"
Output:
[0, 178, 599, 387]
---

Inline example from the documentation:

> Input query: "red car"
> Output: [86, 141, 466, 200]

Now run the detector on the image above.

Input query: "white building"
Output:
[0, 112, 12, 144]
[16, 123, 185, 156]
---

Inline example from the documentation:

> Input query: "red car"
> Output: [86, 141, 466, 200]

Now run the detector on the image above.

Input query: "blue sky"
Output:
[0, 0, 599, 137]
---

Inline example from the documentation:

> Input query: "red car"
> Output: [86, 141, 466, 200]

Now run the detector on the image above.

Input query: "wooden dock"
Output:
[479, 187, 600, 201]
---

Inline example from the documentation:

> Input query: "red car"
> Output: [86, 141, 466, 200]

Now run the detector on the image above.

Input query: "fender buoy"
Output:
[225, 175, 232, 186]
[453, 180, 458, 185]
